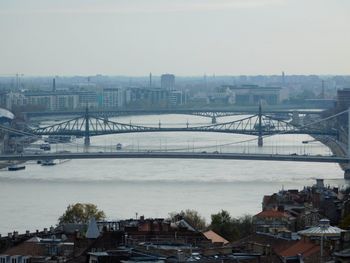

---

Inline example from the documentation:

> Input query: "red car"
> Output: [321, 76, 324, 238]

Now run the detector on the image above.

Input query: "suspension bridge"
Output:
[26, 105, 335, 147]
[1, 106, 349, 178]
[24, 107, 324, 123]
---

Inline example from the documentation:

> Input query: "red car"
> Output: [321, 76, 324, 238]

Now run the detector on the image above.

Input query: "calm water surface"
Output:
[0, 114, 346, 234]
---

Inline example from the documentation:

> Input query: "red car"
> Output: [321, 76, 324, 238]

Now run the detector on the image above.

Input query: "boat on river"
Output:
[8, 164, 26, 171]
[41, 159, 56, 166]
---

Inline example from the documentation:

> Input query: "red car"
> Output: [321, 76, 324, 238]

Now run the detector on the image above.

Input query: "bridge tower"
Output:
[291, 111, 300, 126]
[211, 115, 217, 124]
[84, 107, 90, 146]
[258, 103, 263, 147]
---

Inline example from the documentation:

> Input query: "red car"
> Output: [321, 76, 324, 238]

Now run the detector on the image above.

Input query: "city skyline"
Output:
[0, 0, 349, 76]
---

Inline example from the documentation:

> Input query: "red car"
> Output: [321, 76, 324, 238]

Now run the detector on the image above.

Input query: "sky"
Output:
[0, 0, 349, 76]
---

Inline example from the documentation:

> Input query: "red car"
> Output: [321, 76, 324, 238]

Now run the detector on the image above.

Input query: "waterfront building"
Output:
[5, 92, 26, 110]
[101, 88, 124, 108]
[161, 74, 175, 91]
[221, 84, 281, 105]
[23, 91, 79, 111]
[125, 87, 168, 108]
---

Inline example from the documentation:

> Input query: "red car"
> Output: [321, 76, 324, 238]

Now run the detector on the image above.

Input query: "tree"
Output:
[210, 210, 253, 242]
[58, 203, 106, 225]
[169, 209, 206, 231]
[210, 210, 239, 241]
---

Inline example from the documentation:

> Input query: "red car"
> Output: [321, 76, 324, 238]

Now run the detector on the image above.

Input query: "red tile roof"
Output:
[203, 230, 229, 245]
[278, 239, 320, 258]
[255, 210, 289, 219]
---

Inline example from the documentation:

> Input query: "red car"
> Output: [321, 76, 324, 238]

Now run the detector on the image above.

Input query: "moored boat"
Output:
[8, 164, 26, 171]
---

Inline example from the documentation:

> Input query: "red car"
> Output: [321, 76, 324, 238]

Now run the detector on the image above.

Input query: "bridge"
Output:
[1, 106, 350, 177]
[0, 152, 347, 163]
[24, 107, 324, 122]
[26, 106, 335, 147]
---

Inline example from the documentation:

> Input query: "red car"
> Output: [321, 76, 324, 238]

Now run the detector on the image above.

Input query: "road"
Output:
[0, 152, 347, 163]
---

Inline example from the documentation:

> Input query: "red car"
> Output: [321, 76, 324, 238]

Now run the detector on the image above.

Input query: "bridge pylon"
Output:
[84, 107, 90, 146]
[211, 116, 217, 124]
[258, 102, 263, 147]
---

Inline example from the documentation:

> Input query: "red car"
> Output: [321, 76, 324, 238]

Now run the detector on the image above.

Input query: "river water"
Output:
[0, 114, 346, 235]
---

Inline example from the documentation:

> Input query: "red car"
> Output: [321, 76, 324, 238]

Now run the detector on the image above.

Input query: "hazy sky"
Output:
[0, 0, 349, 76]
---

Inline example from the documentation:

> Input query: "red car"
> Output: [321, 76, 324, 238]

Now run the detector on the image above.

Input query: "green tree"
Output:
[210, 211, 253, 242]
[58, 203, 106, 225]
[210, 210, 239, 241]
[169, 209, 206, 231]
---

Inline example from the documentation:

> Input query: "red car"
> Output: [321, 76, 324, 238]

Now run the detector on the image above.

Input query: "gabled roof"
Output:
[278, 239, 320, 258]
[203, 230, 229, 245]
[254, 210, 289, 219]
[3, 242, 45, 256]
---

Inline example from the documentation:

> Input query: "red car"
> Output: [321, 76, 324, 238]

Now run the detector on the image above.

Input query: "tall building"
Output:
[337, 88, 350, 110]
[161, 74, 175, 91]
[102, 88, 124, 108]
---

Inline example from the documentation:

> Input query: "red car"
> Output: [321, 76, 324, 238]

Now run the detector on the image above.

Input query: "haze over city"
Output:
[0, 0, 349, 76]
[2, 1, 350, 262]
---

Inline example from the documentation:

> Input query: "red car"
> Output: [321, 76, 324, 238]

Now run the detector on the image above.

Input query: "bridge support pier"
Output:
[292, 112, 300, 126]
[84, 136, 90, 146]
[84, 107, 91, 147]
[258, 102, 263, 147]
[211, 116, 217, 124]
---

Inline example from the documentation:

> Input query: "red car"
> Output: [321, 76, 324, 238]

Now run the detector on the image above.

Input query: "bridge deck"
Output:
[0, 152, 347, 163]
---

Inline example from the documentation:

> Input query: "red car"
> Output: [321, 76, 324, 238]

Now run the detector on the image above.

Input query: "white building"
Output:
[102, 88, 124, 108]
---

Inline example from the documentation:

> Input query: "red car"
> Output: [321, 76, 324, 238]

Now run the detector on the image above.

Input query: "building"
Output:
[5, 92, 26, 110]
[222, 85, 281, 105]
[337, 88, 350, 110]
[125, 87, 168, 108]
[161, 74, 175, 91]
[101, 88, 124, 109]
[23, 91, 79, 111]
[168, 90, 184, 106]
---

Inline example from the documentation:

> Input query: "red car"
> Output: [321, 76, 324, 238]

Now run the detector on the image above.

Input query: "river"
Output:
[0, 114, 346, 235]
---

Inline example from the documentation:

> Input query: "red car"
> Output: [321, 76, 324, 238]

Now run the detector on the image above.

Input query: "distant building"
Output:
[125, 87, 168, 108]
[337, 88, 350, 110]
[161, 74, 175, 91]
[23, 91, 79, 111]
[222, 84, 281, 105]
[102, 88, 124, 108]
[168, 90, 185, 106]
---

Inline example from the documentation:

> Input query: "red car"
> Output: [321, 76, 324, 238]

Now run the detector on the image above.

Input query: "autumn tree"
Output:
[169, 209, 206, 231]
[58, 203, 106, 225]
